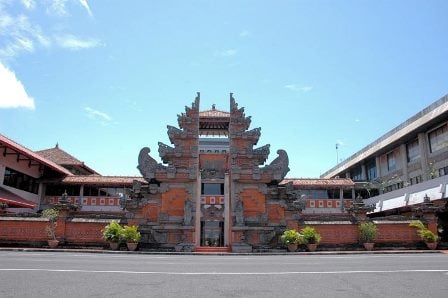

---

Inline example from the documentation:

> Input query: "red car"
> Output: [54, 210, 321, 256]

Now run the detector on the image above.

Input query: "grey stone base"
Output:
[232, 242, 253, 253]
[175, 243, 195, 252]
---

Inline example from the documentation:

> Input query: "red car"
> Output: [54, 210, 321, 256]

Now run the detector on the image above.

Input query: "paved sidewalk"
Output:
[0, 246, 446, 255]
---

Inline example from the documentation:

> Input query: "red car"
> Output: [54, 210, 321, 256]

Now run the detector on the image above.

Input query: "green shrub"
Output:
[409, 220, 438, 243]
[41, 208, 59, 222]
[280, 229, 301, 245]
[358, 222, 377, 243]
[299, 226, 321, 244]
[102, 221, 123, 242]
[41, 208, 59, 240]
[120, 225, 141, 243]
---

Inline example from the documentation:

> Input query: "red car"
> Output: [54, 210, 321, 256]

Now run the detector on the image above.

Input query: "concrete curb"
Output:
[0, 247, 446, 256]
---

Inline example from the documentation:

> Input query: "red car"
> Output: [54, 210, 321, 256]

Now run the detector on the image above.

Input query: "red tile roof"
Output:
[199, 108, 230, 118]
[61, 176, 147, 186]
[0, 134, 72, 176]
[36, 145, 99, 175]
[281, 178, 354, 188]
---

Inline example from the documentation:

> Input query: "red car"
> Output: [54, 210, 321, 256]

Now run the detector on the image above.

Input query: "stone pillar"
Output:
[195, 170, 201, 247]
[375, 156, 382, 178]
[400, 144, 409, 183]
[340, 187, 344, 212]
[38, 182, 45, 210]
[361, 163, 367, 181]
[418, 133, 429, 181]
[224, 172, 230, 246]
[79, 185, 84, 210]
[375, 156, 382, 194]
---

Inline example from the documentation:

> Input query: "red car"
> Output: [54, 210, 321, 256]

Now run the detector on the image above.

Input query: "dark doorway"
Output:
[200, 221, 224, 246]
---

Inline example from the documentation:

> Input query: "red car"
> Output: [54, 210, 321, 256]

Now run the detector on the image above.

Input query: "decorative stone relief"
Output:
[234, 199, 245, 226]
[262, 149, 290, 181]
[183, 200, 194, 226]
[137, 147, 167, 180]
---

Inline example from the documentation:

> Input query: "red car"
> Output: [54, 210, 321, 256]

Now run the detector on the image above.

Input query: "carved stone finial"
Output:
[137, 147, 161, 180]
[212, 104, 216, 110]
[263, 149, 290, 181]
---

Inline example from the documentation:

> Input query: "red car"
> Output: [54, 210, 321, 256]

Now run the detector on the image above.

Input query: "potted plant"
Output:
[280, 229, 301, 252]
[409, 220, 438, 250]
[358, 222, 377, 251]
[120, 225, 141, 251]
[299, 226, 321, 252]
[41, 208, 59, 248]
[102, 220, 123, 250]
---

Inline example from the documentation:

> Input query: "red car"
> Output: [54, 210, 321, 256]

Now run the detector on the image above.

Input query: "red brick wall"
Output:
[0, 217, 110, 245]
[297, 222, 421, 245]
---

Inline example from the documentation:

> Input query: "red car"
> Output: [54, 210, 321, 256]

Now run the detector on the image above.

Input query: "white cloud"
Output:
[78, 0, 92, 17]
[57, 35, 102, 50]
[0, 62, 35, 109]
[0, 11, 51, 59]
[218, 49, 237, 57]
[84, 107, 112, 126]
[21, 0, 35, 10]
[284, 84, 313, 92]
[46, 0, 69, 16]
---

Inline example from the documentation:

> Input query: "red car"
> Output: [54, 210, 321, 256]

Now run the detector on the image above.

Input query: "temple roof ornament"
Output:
[262, 149, 290, 181]
[137, 147, 167, 180]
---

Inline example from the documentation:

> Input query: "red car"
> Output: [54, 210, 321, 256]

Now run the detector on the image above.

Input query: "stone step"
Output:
[194, 246, 231, 253]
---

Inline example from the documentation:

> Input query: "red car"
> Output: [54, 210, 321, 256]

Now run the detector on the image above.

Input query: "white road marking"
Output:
[1, 268, 447, 275]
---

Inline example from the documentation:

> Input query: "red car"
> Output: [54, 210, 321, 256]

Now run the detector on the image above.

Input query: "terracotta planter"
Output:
[426, 242, 437, 250]
[127, 242, 138, 251]
[363, 243, 375, 251]
[48, 240, 59, 248]
[287, 244, 298, 252]
[306, 243, 318, 252]
[109, 241, 120, 250]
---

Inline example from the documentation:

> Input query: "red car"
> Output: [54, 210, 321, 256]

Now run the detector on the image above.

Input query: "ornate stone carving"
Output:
[262, 149, 290, 181]
[158, 142, 175, 156]
[137, 147, 167, 180]
[234, 199, 245, 226]
[183, 200, 194, 226]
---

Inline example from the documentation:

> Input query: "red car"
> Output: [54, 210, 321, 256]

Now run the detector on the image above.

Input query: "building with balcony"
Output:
[321, 94, 448, 241]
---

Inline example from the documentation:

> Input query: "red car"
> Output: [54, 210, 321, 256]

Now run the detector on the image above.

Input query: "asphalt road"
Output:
[0, 251, 447, 297]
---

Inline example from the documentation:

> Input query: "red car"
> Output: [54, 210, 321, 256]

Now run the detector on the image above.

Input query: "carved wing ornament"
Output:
[263, 149, 290, 180]
[137, 147, 165, 179]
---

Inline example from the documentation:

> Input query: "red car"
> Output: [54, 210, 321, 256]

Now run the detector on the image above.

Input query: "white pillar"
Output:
[195, 171, 202, 247]
[224, 172, 230, 246]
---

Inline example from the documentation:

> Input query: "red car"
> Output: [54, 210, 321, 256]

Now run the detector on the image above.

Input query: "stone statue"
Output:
[263, 149, 290, 180]
[235, 199, 244, 226]
[184, 200, 194, 226]
[137, 147, 167, 180]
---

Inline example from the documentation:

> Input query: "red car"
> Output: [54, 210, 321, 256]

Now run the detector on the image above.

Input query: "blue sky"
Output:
[1, 0, 447, 178]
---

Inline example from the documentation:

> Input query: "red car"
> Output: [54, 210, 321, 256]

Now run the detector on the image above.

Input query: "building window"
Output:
[3, 167, 39, 194]
[384, 182, 403, 193]
[45, 184, 80, 196]
[350, 167, 362, 181]
[410, 175, 422, 185]
[387, 152, 396, 172]
[406, 139, 420, 163]
[439, 166, 448, 177]
[428, 123, 448, 153]
[366, 159, 376, 181]
[201, 183, 224, 195]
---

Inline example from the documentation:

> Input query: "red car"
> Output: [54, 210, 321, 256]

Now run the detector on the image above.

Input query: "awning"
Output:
[0, 187, 37, 208]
